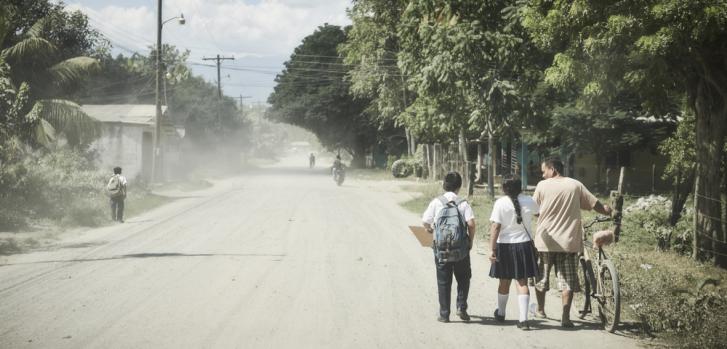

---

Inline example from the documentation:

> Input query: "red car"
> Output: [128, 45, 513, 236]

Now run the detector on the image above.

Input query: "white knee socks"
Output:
[518, 294, 530, 322]
[497, 293, 508, 317]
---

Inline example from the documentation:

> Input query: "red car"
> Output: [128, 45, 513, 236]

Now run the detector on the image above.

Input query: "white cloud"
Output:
[68, 0, 351, 57]
[66, 0, 352, 102]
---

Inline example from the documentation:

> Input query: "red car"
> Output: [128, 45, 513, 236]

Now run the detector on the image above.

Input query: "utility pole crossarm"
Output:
[203, 54, 235, 98]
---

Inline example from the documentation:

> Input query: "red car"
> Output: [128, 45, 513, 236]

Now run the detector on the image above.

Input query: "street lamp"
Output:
[151, 2, 185, 184]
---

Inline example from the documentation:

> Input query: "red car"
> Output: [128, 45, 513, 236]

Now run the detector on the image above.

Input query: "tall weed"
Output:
[0, 148, 108, 229]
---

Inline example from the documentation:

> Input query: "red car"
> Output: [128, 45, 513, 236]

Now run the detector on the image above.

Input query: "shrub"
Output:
[619, 255, 727, 348]
[623, 195, 692, 254]
[391, 158, 412, 178]
[0, 147, 109, 229]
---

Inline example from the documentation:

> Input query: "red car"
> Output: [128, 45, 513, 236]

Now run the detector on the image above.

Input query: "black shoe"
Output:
[456, 309, 470, 321]
[561, 318, 574, 328]
[517, 320, 530, 330]
[494, 309, 505, 322]
[437, 315, 450, 323]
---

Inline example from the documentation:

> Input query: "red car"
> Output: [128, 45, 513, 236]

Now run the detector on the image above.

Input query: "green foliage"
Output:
[396, 0, 548, 143]
[660, 113, 696, 184]
[624, 195, 692, 254]
[340, 0, 409, 125]
[0, 147, 107, 230]
[0, 1, 101, 148]
[267, 24, 377, 166]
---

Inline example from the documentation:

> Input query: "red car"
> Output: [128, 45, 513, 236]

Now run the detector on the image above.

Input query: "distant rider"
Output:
[332, 155, 343, 175]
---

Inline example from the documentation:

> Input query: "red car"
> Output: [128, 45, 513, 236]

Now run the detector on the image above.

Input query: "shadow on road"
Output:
[0, 252, 286, 267]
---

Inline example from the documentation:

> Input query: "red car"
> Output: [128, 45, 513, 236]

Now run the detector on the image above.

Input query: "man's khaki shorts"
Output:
[533, 252, 581, 292]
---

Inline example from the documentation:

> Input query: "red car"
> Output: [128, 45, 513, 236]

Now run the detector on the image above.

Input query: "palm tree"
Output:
[0, 7, 100, 148]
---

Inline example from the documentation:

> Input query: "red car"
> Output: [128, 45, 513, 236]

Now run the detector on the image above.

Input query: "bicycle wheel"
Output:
[576, 258, 595, 319]
[597, 259, 621, 332]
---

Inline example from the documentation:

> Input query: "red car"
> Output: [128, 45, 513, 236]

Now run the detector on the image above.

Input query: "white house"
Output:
[83, 104, 181, 181]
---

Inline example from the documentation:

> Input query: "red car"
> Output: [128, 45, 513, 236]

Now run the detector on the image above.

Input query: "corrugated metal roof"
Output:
[81, 104, 167, 125]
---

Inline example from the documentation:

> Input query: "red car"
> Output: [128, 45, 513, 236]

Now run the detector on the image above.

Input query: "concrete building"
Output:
[83, 104, 182, 181]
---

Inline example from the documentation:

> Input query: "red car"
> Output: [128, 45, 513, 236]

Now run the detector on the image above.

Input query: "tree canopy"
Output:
[267, 24, 377, 167]
[522, 0, 727, 265]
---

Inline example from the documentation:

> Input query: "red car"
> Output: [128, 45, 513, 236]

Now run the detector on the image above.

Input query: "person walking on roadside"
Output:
[422, 172, 476, 323]
[532, 157, 611, 327]
[309, 153, 315, 169]
[106, 166, 128, 223]
[489, 177, 539, 330]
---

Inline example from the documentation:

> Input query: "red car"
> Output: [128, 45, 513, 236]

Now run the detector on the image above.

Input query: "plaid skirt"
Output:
[489, 241, 539, 280]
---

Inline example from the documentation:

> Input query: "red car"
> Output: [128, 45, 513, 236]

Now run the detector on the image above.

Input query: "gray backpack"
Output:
[106, 175, 124, 198]
[433, 196, 469, 263]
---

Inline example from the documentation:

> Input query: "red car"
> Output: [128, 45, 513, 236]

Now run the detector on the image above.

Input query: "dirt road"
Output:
[0, 158, 640, 348]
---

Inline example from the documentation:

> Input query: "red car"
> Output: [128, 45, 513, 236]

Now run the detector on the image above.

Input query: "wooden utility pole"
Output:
[238, 95, 251, 118]
[611, 167, 625, 242]
[203, 54, 234, 98]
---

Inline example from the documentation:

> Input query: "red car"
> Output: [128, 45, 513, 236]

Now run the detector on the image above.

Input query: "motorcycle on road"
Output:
[333, 167, 345, 186]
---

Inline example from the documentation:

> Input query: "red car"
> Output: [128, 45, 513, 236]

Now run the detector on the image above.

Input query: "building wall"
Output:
[573, 150, 669, 194]
[91, 123, 151, 181]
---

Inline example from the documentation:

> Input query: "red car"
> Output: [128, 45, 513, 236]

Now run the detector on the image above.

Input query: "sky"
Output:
[64, 0, 352, 104]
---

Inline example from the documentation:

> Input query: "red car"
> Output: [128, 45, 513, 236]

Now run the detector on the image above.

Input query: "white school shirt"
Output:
[110, 174, 128, 186]
[489, 194, 539, 244]
[422, 192, 475, 225]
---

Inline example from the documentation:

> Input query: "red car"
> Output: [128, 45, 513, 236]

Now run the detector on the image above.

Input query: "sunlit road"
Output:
[0, 157, 640, 348]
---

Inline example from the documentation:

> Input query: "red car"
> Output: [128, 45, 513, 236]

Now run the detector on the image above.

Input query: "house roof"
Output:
[81, 104, 167, 126]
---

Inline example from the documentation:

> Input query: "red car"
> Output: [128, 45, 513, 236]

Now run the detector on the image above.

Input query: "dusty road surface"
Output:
[0, 157, 641, 348]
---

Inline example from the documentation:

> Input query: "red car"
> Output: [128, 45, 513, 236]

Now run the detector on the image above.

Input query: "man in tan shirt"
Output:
[532, 157, 611, 327]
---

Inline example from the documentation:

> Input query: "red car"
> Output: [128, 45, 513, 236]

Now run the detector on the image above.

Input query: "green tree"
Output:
[340, 0, 411, 155]
[397, 0, 548, 196]
[522, 0, 727, 266]
[1, 2, 101, 147]
[267, 24, 376, 167]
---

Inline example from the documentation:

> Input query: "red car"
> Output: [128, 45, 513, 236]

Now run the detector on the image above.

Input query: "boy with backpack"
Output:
[106, 166, 128, 223]
[422, 172, 476, 322]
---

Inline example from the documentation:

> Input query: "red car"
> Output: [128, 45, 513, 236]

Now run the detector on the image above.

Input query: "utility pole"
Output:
[203, 54, 234, 98]
[152, 0, 163, 184]
[238, 95, 251, 119]
[151, 2, 184, 184]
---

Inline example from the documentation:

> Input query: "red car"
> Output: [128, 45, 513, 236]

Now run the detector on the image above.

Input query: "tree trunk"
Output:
[669, 169, 695, 226]
[691, 71, 727, 267]
[350, 136, 367, 169]
[405, 128, 412, 157]
[476, 142, 484, 183]
[458, 128, 468, 189]
[433, 143, 440, 180]
[487, 132, 496, 199]
[411, 133, 417, 158]
[423, 144, 430, 179]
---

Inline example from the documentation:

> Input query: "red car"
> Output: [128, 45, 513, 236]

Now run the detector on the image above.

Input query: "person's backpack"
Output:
[433, 196, 469, 263]
[106, 175, 124, 198]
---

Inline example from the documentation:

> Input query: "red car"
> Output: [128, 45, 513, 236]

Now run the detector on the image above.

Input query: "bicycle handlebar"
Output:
[584, 215, 611, 229]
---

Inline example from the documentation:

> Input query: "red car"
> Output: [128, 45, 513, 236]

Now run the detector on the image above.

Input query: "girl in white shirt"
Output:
[488, 177, 539, 330]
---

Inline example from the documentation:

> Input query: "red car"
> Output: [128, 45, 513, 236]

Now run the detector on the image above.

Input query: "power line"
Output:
[202, 54, 235, 98]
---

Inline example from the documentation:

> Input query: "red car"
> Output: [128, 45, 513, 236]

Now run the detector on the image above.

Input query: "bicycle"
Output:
[576, 214, 622, 333]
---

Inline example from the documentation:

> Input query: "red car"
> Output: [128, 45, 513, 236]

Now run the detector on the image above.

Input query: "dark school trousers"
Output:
[110, 197, 125, 221]
[435, 254, 471, 317]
